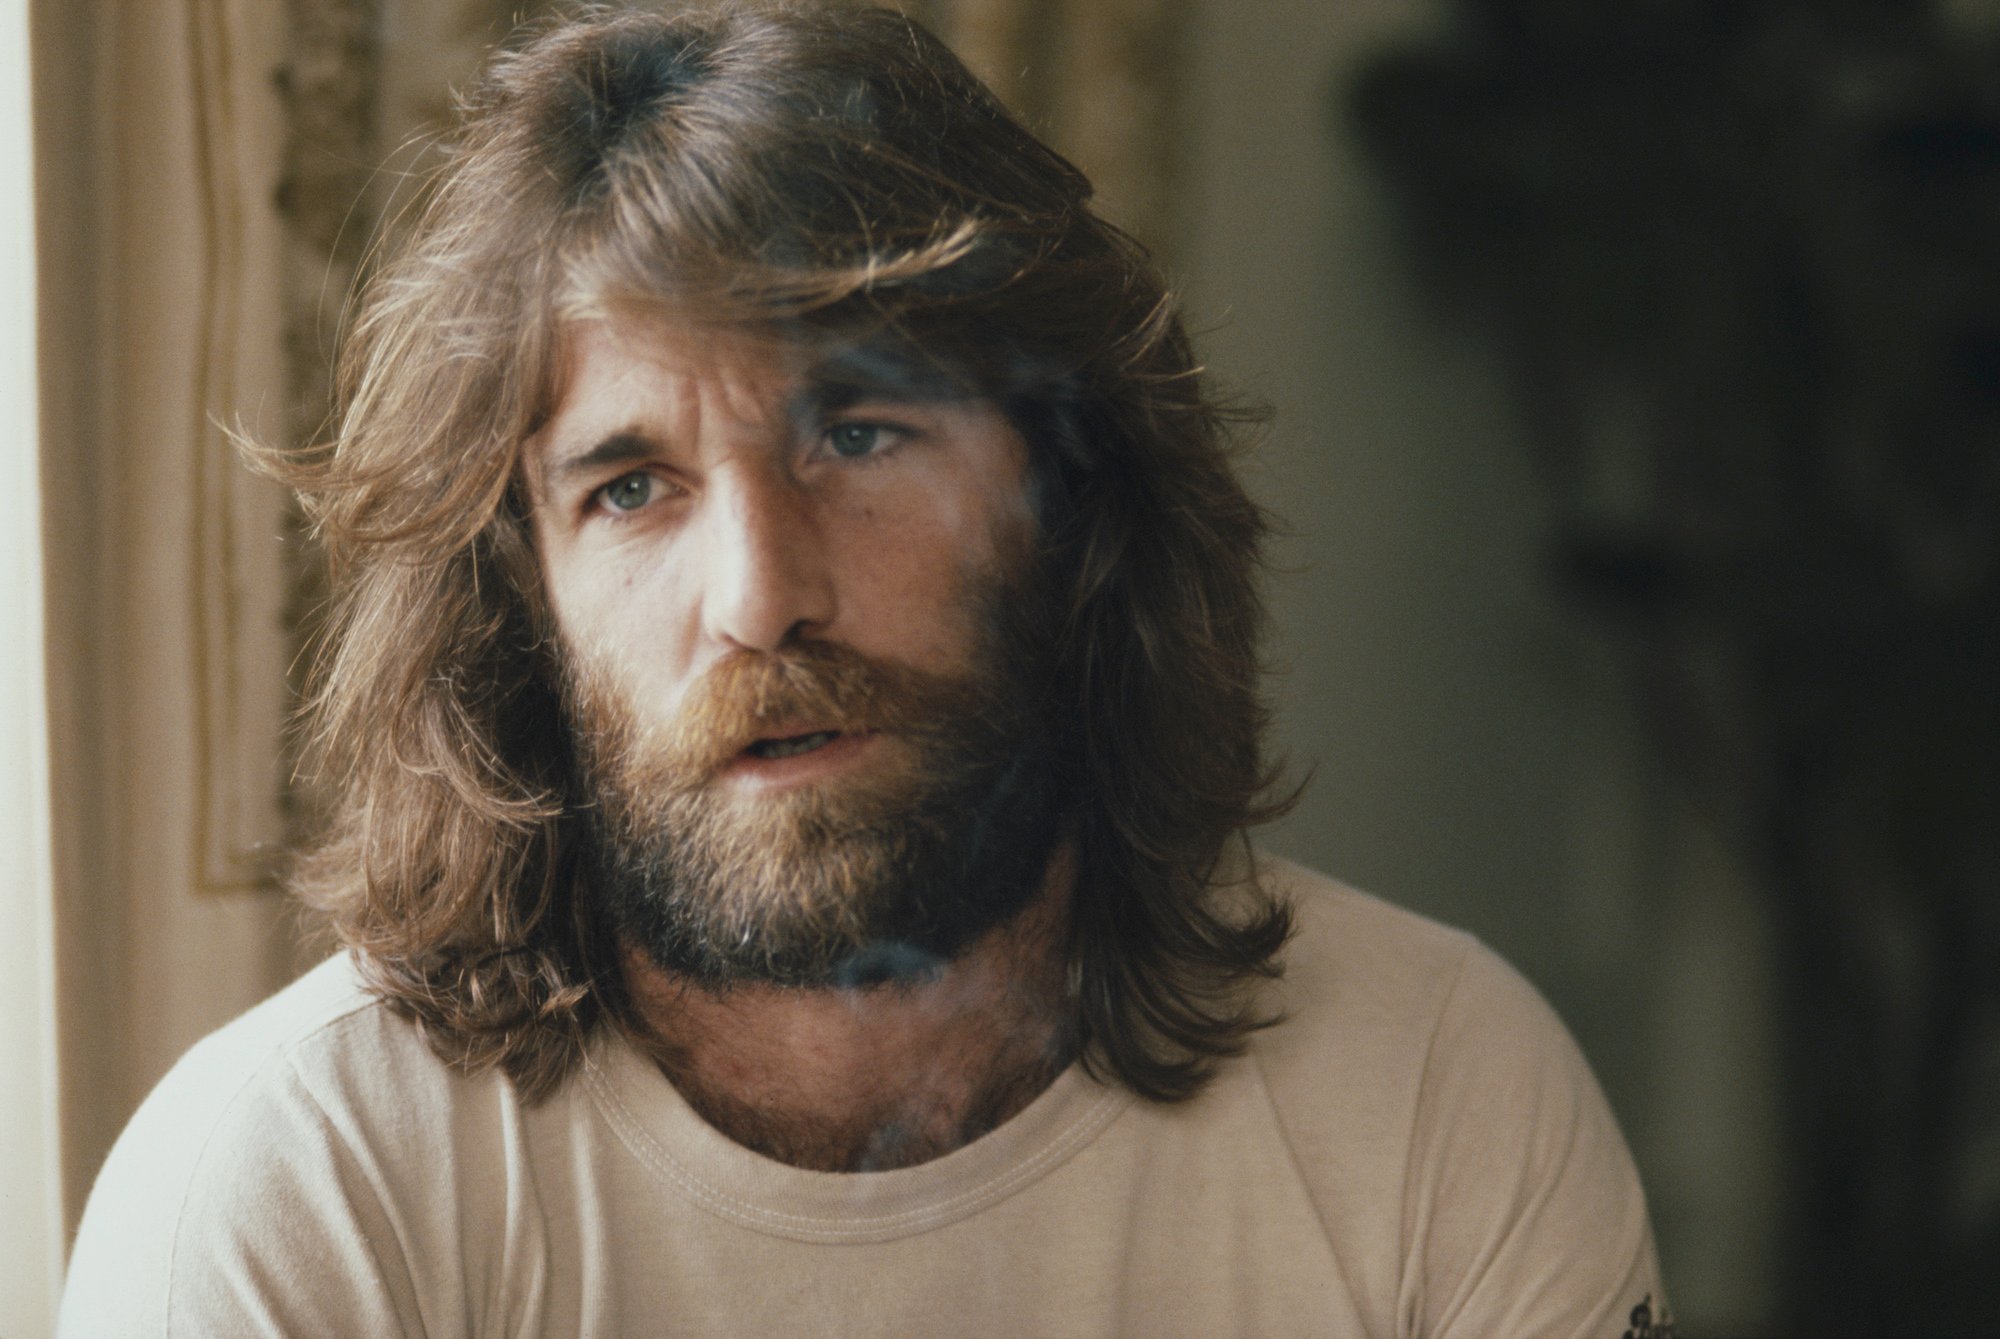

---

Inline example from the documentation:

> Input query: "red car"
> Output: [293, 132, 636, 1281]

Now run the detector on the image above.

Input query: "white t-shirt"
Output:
[60, 860, 1669, 1337]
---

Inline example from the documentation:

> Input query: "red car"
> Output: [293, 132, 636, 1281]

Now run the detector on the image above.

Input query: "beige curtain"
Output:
[36, 0, 304, 1238]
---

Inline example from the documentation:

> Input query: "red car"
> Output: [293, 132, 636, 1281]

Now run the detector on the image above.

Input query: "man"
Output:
[62, 4, 1671, 1336]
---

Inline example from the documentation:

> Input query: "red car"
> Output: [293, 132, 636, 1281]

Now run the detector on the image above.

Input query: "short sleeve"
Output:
[1397, 942, 1670, 1339]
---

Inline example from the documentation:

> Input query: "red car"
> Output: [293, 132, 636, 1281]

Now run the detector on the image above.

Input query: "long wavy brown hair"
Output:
[274, 0, 1296, 1104]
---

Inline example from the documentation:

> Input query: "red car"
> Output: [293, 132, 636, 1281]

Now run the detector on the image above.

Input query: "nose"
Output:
[699, 463, 836, 653]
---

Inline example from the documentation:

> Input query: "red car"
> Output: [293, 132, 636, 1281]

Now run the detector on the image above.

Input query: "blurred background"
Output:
[10, 1, 1998, 1335]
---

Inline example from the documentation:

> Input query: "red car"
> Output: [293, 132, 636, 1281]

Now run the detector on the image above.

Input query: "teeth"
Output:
[750, 730, 838, 760]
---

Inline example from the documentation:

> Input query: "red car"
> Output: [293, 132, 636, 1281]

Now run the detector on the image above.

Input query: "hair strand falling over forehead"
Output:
[260, 0, 1296, 1105]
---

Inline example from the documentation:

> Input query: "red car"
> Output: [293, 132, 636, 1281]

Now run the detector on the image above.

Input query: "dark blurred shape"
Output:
[1545, 526, 1695, 625]
[1349, 3, 2000, 1335]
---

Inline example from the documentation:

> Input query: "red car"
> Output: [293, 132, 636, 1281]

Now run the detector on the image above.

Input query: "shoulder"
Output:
[77, 954, 439, 1186]
[59, 956, 467, 1337]
[1246, 855, 1670, 1339]
[1239, 857, 1494, 1215]
[1256, 855, 1484, 1022]
[1253, 855, 1580, 1091]
[110, 953, 417, 1118]
[69, 954, 400, 1225]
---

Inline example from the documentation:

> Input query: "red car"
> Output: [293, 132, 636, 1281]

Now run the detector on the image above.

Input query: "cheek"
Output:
[544, 545, 702, 688]
[828, 509, 1011, 666]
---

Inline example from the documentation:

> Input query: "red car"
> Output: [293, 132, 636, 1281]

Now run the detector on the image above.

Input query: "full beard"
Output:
[560, 576, 1071, 990]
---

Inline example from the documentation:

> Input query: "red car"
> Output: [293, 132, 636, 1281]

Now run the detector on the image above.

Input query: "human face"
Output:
[525, 317, 1064, 984]
[526, 317, 1036, 781]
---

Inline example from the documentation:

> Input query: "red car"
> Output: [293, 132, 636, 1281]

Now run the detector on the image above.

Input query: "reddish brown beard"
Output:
[560, 585, 1070, 988]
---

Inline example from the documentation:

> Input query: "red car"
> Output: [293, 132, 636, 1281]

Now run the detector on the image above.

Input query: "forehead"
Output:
[543, 319, 800, 428]
[538, 314, 980, 426]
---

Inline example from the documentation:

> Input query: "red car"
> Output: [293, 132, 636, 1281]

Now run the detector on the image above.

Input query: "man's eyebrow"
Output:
[788, 381, 868, 424]
[541, 429, 657, 491]
[800, 343, 969, 414]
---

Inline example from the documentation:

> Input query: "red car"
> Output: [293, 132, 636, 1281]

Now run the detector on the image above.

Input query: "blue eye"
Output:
[826, 422, 888, 458]
[598, 472, 654, 512]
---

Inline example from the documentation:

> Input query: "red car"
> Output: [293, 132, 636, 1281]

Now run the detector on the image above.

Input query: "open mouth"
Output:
[744, 730, 843, 760]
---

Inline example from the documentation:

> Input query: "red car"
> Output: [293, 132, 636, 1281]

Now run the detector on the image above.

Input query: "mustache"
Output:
[568, 640, 987, 785]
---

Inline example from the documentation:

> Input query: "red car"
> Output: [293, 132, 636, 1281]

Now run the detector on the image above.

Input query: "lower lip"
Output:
[720, 731, 879, 789]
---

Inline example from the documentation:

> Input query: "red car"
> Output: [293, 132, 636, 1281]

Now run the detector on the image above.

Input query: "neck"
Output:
[619, 846, 1078, 1172]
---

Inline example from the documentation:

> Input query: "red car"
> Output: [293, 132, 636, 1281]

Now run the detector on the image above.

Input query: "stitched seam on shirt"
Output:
[1395, 938, 1478, 1339]
[582, 1052, 1129, 1242]
[1246, 1045, 1339, 1258]
[160, 983, 384, 1335]
[281, 1015, 428, 1337]
[586, 1056, 1123, 1237]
